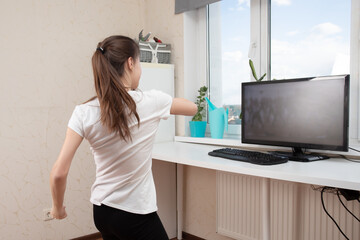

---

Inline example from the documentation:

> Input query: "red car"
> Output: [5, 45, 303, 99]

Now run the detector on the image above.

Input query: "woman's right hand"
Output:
[51, 205, 67, 220]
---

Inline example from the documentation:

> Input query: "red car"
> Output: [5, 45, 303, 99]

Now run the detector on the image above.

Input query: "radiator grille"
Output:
[270, 180, 299, 240]
[217, 172, 360, 240]
[297, 184, 360, 240]
[216, 172, 262, 240]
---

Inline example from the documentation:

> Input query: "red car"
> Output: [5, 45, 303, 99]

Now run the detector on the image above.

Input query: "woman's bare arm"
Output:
[170, 98, 197, 116]
[50, 128, 83, 219]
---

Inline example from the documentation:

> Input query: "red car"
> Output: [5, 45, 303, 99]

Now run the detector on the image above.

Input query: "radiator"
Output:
[295, 183, 360, 240]
[217, 172, 360, 240]
[270, 180, 299, 240]
[216, 172, 262, 240]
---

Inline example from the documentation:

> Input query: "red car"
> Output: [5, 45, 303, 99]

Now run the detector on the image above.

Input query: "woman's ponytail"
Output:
[91, 36, 140, 141]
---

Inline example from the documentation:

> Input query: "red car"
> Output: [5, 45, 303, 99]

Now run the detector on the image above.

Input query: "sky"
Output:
[213, 0, 351, 106]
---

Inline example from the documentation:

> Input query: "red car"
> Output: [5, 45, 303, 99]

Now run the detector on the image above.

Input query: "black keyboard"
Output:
[208, 148, 288, 165]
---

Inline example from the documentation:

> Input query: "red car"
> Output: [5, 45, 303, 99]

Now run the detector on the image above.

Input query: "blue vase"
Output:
[189, 121, 207, 137]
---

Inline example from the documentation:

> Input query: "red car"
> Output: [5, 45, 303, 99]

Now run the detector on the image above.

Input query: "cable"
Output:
[349, 147, 360, 153]
[337, 190, 360, 222]
[339, 155, 360, 163]
[321, 187, 349, 240]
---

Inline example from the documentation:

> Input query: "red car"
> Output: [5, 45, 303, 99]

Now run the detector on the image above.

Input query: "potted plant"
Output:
[189, 86, 208, 137]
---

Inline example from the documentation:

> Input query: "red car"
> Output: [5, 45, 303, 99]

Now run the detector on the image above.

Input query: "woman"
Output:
[50, 35, 197, 240]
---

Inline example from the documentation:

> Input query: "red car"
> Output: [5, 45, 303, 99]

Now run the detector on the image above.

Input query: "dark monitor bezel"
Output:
[241, 75, 350, 152]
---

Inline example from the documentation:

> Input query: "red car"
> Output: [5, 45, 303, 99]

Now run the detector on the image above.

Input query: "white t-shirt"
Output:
[68, 89, 172, 214]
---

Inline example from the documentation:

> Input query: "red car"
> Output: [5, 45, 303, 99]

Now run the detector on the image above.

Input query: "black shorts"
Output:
[93, 204, 169, 240]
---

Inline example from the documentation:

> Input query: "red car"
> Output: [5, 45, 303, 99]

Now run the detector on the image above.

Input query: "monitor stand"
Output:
[270, 147, 329, 162]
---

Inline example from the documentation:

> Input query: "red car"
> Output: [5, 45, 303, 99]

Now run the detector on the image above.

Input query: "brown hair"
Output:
[91, 35, 140, 141]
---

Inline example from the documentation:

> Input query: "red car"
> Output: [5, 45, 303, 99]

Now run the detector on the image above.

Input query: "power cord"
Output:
[349, 147, 360, 153]
[342, 147, 360, 162]
[339, 155, 360, 163]
[321, 187, 350, 240]
[336, 190, 360, 222]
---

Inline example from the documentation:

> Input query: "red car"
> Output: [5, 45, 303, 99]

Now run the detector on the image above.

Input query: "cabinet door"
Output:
[139, 63, 175, 143]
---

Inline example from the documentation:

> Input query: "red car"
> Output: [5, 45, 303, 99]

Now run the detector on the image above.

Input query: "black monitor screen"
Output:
[241, 75, 349, 152]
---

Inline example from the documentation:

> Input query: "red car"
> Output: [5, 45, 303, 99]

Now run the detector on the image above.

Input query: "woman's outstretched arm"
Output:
[50, 128, 83, 219]
[170, 98, 197, 116]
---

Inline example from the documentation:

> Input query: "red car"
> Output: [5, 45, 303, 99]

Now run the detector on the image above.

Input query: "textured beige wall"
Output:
[0, 0, 144, 239]
[141, 0, 184, 98]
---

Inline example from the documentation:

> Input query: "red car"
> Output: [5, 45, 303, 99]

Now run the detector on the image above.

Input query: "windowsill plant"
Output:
[189, 86, 208, 137]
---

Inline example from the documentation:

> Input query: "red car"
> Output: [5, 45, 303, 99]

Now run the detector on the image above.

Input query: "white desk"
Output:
[152, 141, 360, 239]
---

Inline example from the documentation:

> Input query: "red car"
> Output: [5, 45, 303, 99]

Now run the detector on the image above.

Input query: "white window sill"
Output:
[174, 135, 241, 147]
[174, 135, 285, 151]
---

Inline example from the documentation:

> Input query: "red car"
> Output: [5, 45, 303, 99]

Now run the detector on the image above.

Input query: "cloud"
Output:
[219, 30, 349, 104]
[271, 34, 349, 79]
[229, 36, 243, 42]
[312, 22, 342, 36]
[237, 0, 250, 6]
[286, 30, 299, 36]
[221, 50, 252, 105]
[271, 20, 347, 79]
[273, 0, 291, 6]
[223, 51, 243, 62]
[331, 53, 350, 75]
[231, 0, 250, 11]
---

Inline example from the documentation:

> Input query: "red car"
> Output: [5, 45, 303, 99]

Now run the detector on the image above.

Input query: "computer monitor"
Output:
[241, 74, 349, 162]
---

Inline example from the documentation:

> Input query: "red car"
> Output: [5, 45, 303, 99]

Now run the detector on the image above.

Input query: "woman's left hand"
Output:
[51, 205, 67, 220]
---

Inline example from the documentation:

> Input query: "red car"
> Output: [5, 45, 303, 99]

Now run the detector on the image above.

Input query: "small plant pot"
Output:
[189, 121, 207, 137]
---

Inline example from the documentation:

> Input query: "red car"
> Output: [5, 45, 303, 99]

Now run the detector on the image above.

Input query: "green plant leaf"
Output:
[258, 73, 267, 81]
[192, 113, 202, 121]
[192, 85, 208, 121]
[249, 59, 258, 81]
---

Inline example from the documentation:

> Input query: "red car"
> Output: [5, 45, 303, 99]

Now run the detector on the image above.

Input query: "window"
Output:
[208, 0, 250, 128]
[271, 0, 351, 79]
[183, 0, 359, 141]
